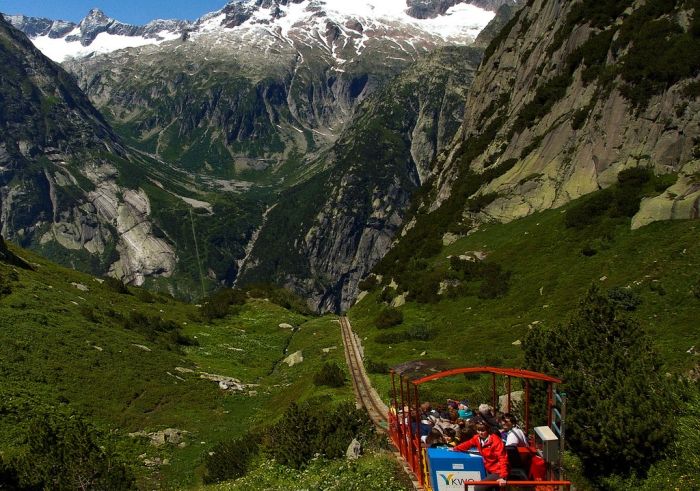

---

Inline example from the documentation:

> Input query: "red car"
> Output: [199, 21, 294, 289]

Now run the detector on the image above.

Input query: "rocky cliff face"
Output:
[430, 0, 700, 230]
[238, 47, 482, 311]
[0, 16, 175, 284]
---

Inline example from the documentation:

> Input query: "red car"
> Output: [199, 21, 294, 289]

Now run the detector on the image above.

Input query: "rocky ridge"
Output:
[0, 16, 175, 285]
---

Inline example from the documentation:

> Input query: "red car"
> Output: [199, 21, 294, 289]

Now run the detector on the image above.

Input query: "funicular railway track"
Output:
[340, 316, 423, 489]
[339, 316, 388, 430]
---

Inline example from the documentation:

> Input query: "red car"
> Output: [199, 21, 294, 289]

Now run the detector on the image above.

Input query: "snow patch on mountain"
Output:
[8, 0, 495, 63]
[32, 29, 181, 62]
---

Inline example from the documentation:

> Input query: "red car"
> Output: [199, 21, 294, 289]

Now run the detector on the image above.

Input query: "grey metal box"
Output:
[534, 426, 559, 462]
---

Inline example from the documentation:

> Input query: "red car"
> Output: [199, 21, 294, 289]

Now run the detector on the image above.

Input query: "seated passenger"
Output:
[458, 401, 473, 419]
[501, 413, 528, 447]
[475, 403, 500, 433]
[457, 419, 476, 442]
[451, 422, 508, 490]
[442, 427, 459, 447]
[425, 427, 447, 448]
[420, 401, 440, 424]
[447, 405, 460, 423]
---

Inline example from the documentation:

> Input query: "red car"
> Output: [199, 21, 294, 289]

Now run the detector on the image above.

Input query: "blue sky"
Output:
[1, 1, 228, 24]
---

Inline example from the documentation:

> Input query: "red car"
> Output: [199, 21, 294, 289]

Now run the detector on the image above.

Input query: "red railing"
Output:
[463, 481, 571, 490]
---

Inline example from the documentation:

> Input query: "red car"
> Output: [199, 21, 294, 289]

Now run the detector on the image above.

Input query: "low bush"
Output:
[7, 414, 135, 490]
[478, 268, 512, 299]
[379, 287, 398, 304]
[122, 312, 197, 348]
[203, 433, 259, 484]
[201, 287, 247, 320]
[79, 305, 99, 323]
[607, 286, 642, 311]
[449, 258, 512, 299]
[245, 283, 313, 315]
[375, 307, 403, 329]
[358, 275, 380, 292]
[366, 359, 389, 374]
[406, 324, 434, 341]
[0, 269, 17, 296]
[406, 272, 442, 304]
[313, 362, 346, 388]
[264, 402, 373, 469]
[564, 189, 614, 229]
[103, 276, 130, 294]
[375, 331, 408, 344]
[135, 288, 156, 303]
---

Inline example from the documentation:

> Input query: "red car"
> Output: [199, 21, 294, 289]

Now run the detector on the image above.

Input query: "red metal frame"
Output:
[410, 366, 562, 385]
[389, 366, 570, 490]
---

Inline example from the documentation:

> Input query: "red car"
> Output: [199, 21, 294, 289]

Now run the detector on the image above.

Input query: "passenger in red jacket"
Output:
[451, 422, 508, 489]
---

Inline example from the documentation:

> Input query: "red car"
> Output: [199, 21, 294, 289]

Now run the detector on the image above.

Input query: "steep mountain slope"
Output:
[0, 15, 176, 284]
[429, 0, 700, 232]
[237, 46, 482, 311]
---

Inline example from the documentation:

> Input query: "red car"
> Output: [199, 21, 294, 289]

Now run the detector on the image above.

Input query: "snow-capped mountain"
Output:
[0, 0, 521, 307]
[4, 0, 510, 63]
[4, 9, 189, 62]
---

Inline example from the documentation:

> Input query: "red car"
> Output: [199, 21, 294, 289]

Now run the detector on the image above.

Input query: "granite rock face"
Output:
[430, 0, 700, 228]
[238, 47, 481, 312]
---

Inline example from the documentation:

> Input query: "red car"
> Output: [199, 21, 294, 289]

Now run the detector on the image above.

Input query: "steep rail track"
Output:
[339, 316, 388, 431]
[340, 316, 422, 490]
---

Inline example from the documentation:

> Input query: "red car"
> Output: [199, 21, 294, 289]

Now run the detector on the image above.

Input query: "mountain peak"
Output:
[82, 8, 111, 25]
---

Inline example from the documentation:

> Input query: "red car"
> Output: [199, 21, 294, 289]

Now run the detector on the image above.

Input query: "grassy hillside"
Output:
[348, 189, 699, 400]
[0, 240, 407, 489]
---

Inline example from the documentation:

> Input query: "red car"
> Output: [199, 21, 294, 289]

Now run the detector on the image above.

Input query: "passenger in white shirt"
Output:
[501, 413, 528, 447]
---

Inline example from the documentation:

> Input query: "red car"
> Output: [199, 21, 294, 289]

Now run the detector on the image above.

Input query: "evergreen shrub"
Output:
[375, 331, 408, 344]
[524, 286, 673, 479]
[203, 434, 259, 484]
[375, 307, 403, 329]
[313, 362, 346, 388]
[366, 359, 389, 374]
[122, 312, 197, 348]
[8, 414, 135, 490]
[201, 287, 247, 320]
[607, 286, 641, 311]
[264, 402, 372, 469]
[358, 275, 379, 292]
[379, 287, 398, 304]
[0, 270, 14, 296]
[478, 268, 512, 299]
[103, 276, 130, 294]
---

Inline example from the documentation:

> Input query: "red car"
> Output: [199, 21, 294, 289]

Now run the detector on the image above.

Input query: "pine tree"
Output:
[13, 415, 135, 490]
[524, 286, 673, 478]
